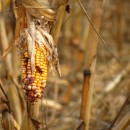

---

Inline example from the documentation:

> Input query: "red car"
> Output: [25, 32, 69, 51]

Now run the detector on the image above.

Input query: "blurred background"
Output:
[0, 0, 130, 130]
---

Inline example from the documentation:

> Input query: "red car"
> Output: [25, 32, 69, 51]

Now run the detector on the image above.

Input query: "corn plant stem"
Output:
[71, 2, 83, 77]
[80, 62, 96, 130]
[76, 0, 91, 72]
[10, 3, 28, 125]
[17, 0, 57, 129]
[80, 71, 91, 119]
[20, 101, 42, 130]
[0, 79, 8, 101]
[79, 21, 90, 50]
[27, 101, 41, 124]
[9, 74, 26, 112]
[20, 109, 37, 130]
[0, 38, 15, 63]
[112, 112, 130, 130]
[51, 0, 68, 44]
[12, 47, 20, 79]
[0, 4, 26, 63]
[108, 94, 130, 130]
[14, 1, 37, 129]
[1, 76, 22, 125]
[72, 2, 82, 45]
[0, 77, 22, 123]
[0, 14, 13, 74]
[7, 83, 22, 125]
[0, 81, 20, 130]
[79, 0, 104, 130]
[76, 49, 84, 71]
[0, 7, 22, 125]
[62, 13, 73, 31]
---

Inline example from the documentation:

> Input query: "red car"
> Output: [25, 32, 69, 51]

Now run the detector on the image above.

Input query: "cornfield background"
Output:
[0, 0, 130, 130]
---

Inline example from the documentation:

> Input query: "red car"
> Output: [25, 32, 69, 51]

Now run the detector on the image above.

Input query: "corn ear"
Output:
[21, 43, 47, 102]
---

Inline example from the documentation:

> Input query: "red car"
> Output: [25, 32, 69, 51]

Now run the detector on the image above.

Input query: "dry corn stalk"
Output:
[17, 19, 60, 102]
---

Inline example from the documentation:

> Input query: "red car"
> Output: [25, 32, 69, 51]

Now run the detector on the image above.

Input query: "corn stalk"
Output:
[51, 0, 68, 44]
[12, 0, 64, 129]
[79, 0, 105, 130]
[0, 1, 23, 127]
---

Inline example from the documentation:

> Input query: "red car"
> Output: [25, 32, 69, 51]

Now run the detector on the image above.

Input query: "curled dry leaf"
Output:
[37, 26, 54, 48]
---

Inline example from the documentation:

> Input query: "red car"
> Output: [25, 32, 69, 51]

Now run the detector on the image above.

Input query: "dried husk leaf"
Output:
[21, 0, 56, 21]
[28, 21, 35, 73]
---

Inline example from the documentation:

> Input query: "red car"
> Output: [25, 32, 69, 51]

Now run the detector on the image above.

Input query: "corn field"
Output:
[0, 0, 130, 130]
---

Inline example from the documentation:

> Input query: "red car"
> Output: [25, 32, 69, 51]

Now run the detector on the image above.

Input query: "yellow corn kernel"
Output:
[37, 83, 41, 87]
[41, 72, 47, 75]
[36, 60, 40, 64]
[31, 74, 35, 78]
[32, 83, 36, 86]
[36, 75, 40, 78]
[36, 64, 40, 66]
[34, 80, 38, 83]
[41, 75, 47, 79]
[36, 52, 40, 55]
[35, 73, 40, 76]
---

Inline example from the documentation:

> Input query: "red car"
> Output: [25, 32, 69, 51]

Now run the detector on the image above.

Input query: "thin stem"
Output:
[76, 0, 108, 47]
[108, 94, 130, 130]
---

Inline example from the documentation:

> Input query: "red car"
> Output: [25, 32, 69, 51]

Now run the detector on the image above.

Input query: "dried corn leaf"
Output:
[25, 29, 35, 72]
[35, 29, 52, 53]
[29, 21, 36, 73]
[37, 26, 54, 47]
[21, 0, 56, 21]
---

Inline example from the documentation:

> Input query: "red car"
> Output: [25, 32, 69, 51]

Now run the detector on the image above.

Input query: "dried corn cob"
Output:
[17, 20, 60, 102]
[21, 42, 48, 102]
